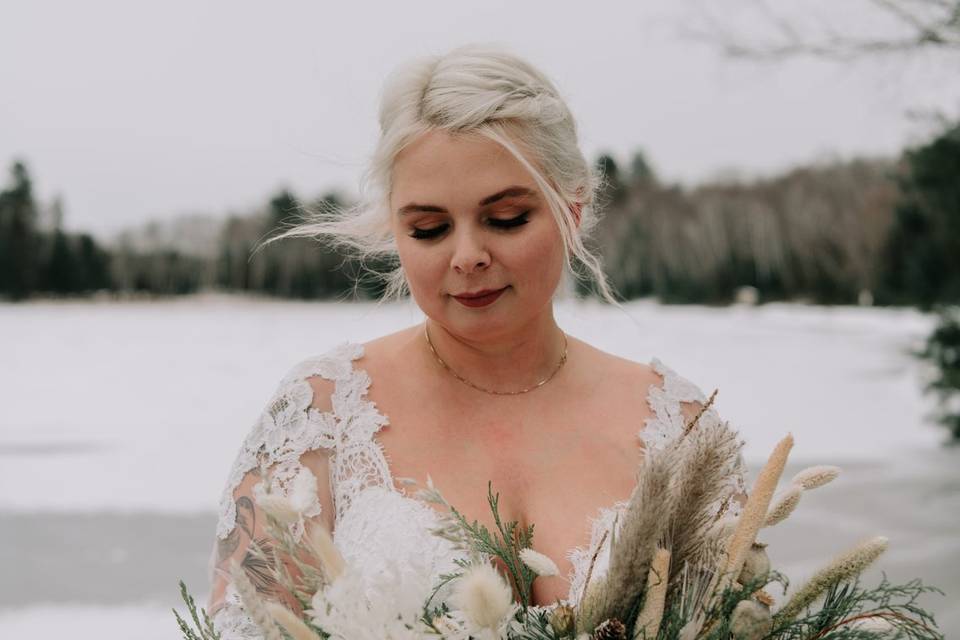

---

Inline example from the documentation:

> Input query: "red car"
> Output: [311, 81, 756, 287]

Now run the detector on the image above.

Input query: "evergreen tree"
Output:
[878, 124, 960, 308]
[918, 306, 960, 441]
[0, 160, 41, 300]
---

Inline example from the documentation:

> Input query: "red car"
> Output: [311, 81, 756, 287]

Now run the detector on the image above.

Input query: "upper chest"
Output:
[362, 365, 660, 605]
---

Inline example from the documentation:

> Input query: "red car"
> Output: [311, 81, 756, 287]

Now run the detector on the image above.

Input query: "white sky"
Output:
[2, 0, 957, 240]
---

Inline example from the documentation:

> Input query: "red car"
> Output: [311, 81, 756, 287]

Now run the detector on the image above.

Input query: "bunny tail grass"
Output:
[633, 546, 671, 640]
[722, 434, 793, 584]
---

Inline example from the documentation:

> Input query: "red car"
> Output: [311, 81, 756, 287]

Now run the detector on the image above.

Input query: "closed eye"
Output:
[409, 224, 449, 240]
[487, 211, 530, 229]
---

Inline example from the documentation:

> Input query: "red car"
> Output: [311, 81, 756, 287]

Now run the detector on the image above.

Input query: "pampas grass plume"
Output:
[791, 465, 841, 491]
[774, 535, 890, 623]
[453, 563, 515, 630]
[764, 484, 802, 527]
[519, 548, 560, 577]
[266, 602, 322, 640]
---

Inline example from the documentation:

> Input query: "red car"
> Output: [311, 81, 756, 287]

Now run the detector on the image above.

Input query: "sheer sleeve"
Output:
[205, 352, 348, 639]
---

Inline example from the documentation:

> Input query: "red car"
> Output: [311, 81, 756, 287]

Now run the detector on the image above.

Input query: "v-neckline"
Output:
[333, 342, 667, 605]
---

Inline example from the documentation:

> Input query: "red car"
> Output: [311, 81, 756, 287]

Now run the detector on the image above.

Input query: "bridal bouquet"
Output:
[176, 406, 945, 640]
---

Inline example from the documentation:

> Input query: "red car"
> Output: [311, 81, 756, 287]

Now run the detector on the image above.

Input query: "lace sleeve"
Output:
[643, 358, 748, 519]
[206, 343, 362, 639]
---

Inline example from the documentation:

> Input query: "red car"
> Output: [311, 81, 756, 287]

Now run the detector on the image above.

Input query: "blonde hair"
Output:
[259, 44, 616, 302]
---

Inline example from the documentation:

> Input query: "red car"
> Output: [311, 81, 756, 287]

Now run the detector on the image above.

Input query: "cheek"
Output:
[510, 225, 565, 288]
[396, 241, 446, 295]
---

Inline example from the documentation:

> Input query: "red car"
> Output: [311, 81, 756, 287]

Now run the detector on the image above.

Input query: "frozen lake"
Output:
[1, 294, 956, 637]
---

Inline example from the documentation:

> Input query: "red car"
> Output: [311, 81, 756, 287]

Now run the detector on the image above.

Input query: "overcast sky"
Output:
[2, 0, 957, 240]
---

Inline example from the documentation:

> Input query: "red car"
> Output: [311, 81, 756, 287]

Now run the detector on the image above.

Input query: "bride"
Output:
[207, 44, 746, 638]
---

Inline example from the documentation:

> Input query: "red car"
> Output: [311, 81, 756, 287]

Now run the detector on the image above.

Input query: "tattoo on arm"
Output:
[242, 537, 279, 595]
[217, 527, 240, 563]
[235, 495, 256, 538]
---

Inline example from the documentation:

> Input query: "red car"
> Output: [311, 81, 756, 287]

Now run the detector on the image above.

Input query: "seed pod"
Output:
[729, 600, 773, 640]
[548, 604, 576, 637]
[738, 542, 771, 586]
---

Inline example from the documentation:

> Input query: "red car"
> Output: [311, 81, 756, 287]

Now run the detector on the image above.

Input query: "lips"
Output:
[451, 286, 508, 308]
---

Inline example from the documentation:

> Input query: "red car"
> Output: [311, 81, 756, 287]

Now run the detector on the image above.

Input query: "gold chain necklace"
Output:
[423, 323, 569, 396]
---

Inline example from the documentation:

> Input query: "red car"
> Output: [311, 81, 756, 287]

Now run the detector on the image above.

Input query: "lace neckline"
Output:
[214, 339, 735, 609]
[334, 341, 663, 604]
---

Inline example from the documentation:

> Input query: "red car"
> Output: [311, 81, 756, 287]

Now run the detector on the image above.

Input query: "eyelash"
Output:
[409, 211, 531, 240]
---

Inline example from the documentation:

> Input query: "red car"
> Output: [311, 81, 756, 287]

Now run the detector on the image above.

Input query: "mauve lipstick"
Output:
[452, 287, 507, 308]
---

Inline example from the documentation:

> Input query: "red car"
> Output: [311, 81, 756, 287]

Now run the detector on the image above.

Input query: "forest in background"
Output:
[1, 120, 958, 308]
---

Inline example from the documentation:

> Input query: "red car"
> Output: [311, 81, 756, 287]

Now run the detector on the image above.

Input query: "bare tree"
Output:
[684, 0, 960, 60]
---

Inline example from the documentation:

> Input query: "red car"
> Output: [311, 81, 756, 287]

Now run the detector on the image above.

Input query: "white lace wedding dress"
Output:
[209, 342, 746, 639]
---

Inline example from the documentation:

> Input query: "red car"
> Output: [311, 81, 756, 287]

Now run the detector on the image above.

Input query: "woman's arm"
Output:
[206, 375, 338, 636]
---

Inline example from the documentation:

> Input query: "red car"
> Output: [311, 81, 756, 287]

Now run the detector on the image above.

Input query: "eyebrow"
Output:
[396, 186, 537, 216]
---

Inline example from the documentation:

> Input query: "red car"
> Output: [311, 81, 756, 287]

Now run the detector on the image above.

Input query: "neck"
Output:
[424, 312, 566, 395]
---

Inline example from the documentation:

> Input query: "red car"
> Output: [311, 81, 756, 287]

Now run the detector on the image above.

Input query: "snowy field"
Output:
[1, 294, 957, 637]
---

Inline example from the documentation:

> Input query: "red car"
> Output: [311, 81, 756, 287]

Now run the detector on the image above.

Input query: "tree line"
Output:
[1, 122, 958, 309]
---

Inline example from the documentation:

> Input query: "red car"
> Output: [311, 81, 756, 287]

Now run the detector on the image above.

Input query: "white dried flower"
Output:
[252, 466, 320, 525]
[288, 465, 321, 513]
[452, 563, 515, 630]
[252, 489, 300, 525]
[729, 599, 773, 640]
[519, 548, 560, 577]
[791, 465, 841, 491]
[764, 484, 802, 527]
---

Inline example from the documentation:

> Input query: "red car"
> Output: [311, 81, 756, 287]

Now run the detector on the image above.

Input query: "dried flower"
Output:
[633, 547, 671, 640]
[764, 484, 802, 527]
[593, 617, 627, 640]
[753, 589, 775, 608]
[452, 562, 515, 630]
[252, 466, 320, 526]
[720, 434, 793, 591]
[737, 542, 771, 586]
[520, 548, 560, 577]
[305, 520, 344, 582]
[729, 599, 773, 640]
[229, 560, 284, 640]
[775, 536, 889, 623]
[253, 488, 300, 525]
[791, 465, 841, 491]
[548, 604, 576, 637]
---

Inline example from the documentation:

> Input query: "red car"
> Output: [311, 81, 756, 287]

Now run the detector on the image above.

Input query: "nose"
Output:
[450, 227, 490, 274]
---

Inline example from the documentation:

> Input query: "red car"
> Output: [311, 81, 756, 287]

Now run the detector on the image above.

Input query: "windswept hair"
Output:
[257, 43, 616, 302]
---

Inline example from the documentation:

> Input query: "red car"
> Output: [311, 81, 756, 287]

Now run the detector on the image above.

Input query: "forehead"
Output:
[390, 130, 540, 209]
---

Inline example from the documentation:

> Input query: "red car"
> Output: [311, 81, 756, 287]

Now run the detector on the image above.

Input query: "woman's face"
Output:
[389, 129, 567, 341]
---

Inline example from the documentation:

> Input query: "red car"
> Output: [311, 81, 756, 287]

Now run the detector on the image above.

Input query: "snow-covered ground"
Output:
[1, 294, 956, 637]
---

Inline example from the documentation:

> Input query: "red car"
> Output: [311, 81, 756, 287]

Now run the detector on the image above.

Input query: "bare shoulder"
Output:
[302, 327, 420, 413]
[567, 336, 662, 398]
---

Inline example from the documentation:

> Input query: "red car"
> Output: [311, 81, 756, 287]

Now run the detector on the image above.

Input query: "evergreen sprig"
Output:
[770, 574, 944, 640]
[447, 481, 537, 607]
[173, 580, 221, 640]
